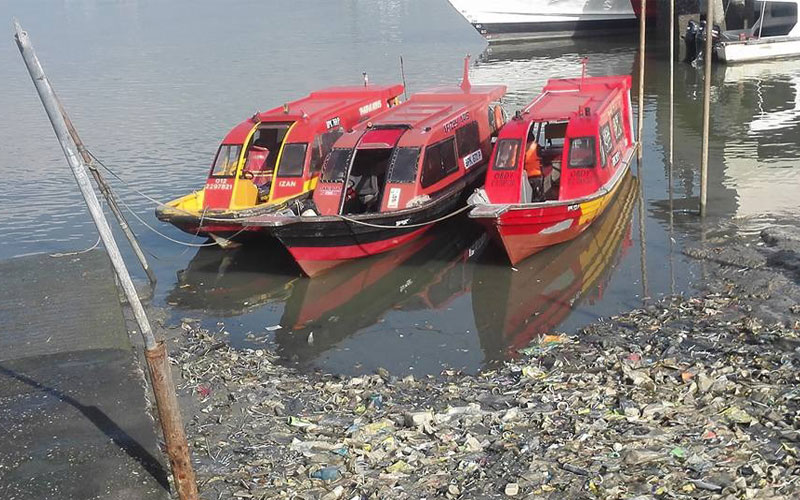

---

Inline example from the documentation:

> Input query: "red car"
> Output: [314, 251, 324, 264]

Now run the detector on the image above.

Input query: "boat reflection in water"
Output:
[472, 171, 638, 362]
[166, 239, 300, 317]
[274, 218, 487, 367]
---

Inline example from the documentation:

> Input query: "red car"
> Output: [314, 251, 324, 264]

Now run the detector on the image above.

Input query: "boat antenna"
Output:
[400, 56, 409, 100]
[580, 57, 588, 89]
[460, 54, 472, 92]
[363, 72, 369, 87]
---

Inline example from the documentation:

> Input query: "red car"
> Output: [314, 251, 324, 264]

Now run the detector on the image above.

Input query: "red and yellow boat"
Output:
[246, 59, 507, 276]
[468, 74, 637, 265]
[155, 84, 404, 245]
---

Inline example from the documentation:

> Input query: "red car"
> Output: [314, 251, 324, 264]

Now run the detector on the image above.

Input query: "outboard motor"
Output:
[685, 20, 699, 62]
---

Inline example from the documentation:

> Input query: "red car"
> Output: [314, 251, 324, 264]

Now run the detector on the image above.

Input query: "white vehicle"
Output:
[446, 0, 638, 43]
[716, 0, 800, 63]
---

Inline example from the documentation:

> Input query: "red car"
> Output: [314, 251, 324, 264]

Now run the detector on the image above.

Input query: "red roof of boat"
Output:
[524, 76, 631, 122]
[222, 84, 404, 144]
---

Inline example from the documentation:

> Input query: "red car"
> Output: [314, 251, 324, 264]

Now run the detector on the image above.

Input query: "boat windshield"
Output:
[321, 148, 353, 183]
[493, 139, 521, 170]
[210, 144, 242, 178]
[276, 143, 308, 177]
[387, 147, 420, 183]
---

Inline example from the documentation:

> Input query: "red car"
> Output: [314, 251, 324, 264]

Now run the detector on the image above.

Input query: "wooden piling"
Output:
[14, 20, 198, 500]
[699, 0, 713, 216]
[637, 0, 646, 158]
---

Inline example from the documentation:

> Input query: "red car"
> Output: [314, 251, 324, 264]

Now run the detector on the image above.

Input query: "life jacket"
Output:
[244, 146, 271, 185]
[524, 142, 542, 177]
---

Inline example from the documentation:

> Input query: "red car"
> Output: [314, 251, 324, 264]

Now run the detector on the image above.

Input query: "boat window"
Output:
[210, 144, 242, 177]
[611, 111, 624, 142]
[421, 137, 457, 188]
[310, 128, 344, 175]
[600, 124, 614, 167]
[456, 121, 481, 157]
[568, 137, 596, 168]
[276, 143, 308, 177]
[493, 139, 521, 171]
[752, 2, 797, 37]
[387, 147, 420, 183]
[320, 148, 352, 183]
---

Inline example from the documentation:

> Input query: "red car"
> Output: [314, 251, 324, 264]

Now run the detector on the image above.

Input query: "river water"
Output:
[1, 0, 799, 375]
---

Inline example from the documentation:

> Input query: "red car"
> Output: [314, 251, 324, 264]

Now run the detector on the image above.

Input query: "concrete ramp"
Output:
[0, 251, 169, 499]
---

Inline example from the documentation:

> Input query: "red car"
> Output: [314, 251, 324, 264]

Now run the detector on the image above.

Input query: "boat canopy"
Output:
[312, 82, 507, 216]
[201, 84, 404, 210]
[483, 75, 633, 204]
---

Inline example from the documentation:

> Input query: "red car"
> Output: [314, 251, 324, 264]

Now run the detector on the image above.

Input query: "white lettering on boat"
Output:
[443, 112, 470, 133]
[359, 100, 382, 116]
[206, 179, 233, 190]
[278, 180, 297, 187]
[319, 186, 339, 196]
[567, 204, 580, 211]
[463, 149, 482, 169]
[325, 117, 340, 129]
[612, 151, 620, 165]
[387, 187, 401, 209]
[395, 218, 410, 226]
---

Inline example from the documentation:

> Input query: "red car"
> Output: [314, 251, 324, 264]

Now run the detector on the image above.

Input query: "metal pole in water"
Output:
[56, 97, 157, 287]
[13, 20, 198, 500]
[699, 0, 713, 216]
[637, 0, 646, 159]
[669, 0, 674, 166]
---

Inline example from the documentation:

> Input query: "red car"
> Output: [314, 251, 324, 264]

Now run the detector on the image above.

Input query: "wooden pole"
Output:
[636, 157, 649, 302]
[14, 20, 198, 500]
[56, 98, 157, 287]
[637, 0, 646, 158]
[669, 0, 676, 293]
[700, 0, 713, 216]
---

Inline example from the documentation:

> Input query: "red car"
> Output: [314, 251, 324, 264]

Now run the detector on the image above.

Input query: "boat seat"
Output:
[356, 174, 380, 207]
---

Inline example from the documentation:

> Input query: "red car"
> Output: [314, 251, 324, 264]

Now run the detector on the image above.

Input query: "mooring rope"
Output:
[49, 235, 102, 257]
[335, 204, 471, 229]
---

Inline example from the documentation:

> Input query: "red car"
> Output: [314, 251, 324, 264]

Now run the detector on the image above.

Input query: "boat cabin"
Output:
[483, 75, 634, 204]
[311, 79, 507, 216]
[196, 85, 404, 212]
[721, 0, 800, 41]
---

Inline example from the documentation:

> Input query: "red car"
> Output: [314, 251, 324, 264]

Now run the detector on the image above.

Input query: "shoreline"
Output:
[166, 226, 800, 499]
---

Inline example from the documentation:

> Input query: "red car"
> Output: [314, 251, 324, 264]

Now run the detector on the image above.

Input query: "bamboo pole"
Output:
[700, 0, 713, 216]
[637, 0, 646, 158]
[57, 97, 157, 287]
[13, 20, 198, 500]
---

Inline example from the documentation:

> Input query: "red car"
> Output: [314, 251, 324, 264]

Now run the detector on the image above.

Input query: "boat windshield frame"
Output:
[320, 148, 354, 183]
[209, 144, 243, 178]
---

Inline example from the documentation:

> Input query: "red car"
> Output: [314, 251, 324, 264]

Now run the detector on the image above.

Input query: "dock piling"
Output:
[13, 20, 198, 500]
[637, 0, 646, 159]
[699, 0, 713, 216]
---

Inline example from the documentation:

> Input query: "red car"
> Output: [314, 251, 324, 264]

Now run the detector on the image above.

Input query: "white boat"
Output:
[445, 0, 638, 43]
[716, 0, 800, 63]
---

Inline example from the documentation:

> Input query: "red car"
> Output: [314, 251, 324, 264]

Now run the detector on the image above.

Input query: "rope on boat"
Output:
[87, 151, 251, 223]
[335, 204, 472, 229]
[114, 192, 238, 248]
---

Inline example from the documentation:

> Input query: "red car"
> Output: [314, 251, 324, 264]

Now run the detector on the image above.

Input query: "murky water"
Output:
[2, 0, 799, 375]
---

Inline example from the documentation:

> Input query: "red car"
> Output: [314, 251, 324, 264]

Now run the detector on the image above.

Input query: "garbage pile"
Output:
[170, 228, 800, 499]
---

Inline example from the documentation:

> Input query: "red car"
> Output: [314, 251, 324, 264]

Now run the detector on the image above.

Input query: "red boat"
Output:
[246, 59, 507, 277]
[155, 84, 404, 245]
[473, 172, 637, 361]
[468, 74, 637, 265]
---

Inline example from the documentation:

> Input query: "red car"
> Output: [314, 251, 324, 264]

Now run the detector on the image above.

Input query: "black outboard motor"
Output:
[685, 20, 700, 62]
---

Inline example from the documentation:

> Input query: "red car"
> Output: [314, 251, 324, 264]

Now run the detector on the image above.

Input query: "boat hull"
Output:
[446, 0, 637, 43]
[473, 162, 632, 265]
[718, 38, 800, 63]
[155, 194, 306, 242]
